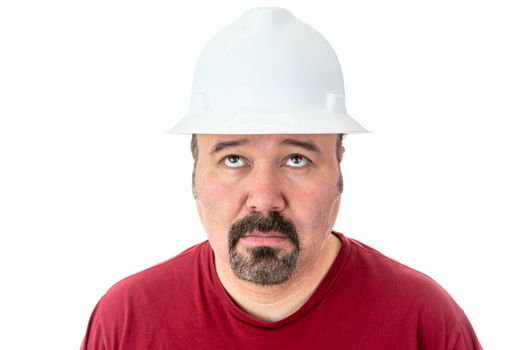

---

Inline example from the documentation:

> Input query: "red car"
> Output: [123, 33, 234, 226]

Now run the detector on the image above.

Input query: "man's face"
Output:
[193, 134, 343, 286]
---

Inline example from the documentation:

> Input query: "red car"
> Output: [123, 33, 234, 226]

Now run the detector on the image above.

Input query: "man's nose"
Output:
[245, 165, 286, 213]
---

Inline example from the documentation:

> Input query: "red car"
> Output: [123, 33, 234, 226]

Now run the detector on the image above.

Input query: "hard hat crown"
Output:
[169, 7, 367, 134]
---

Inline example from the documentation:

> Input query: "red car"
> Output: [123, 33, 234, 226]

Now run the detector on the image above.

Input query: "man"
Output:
[82, 7, 482, 349]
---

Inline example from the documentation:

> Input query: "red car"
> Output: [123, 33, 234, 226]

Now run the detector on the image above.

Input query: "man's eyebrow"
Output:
[280, 139, 320, 153]
[209, 139, 250, 155]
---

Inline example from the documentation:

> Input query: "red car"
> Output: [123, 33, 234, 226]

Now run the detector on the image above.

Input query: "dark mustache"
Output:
[228, 211, 300, 249]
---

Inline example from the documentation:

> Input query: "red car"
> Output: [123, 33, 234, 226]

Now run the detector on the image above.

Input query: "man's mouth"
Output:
[239, 231, 289, 246]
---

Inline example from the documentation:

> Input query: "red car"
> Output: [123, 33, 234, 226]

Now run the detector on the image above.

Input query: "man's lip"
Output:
[239, 232, 289, 245]
[242, 231, 287, 238]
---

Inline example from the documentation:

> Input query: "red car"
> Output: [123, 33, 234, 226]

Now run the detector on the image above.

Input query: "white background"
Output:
[1, 0, 524, 349]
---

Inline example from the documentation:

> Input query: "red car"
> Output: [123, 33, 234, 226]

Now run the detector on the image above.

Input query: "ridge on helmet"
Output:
[168, 7, 368, 135]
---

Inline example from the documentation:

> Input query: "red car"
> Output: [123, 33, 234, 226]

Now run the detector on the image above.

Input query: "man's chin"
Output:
[229, 246, 300, 285]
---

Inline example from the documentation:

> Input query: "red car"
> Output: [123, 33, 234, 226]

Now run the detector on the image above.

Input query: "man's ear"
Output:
[339, 146, 345, 162]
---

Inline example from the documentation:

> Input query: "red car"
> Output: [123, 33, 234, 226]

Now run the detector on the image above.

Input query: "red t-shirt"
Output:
[81, 232, 482, 349]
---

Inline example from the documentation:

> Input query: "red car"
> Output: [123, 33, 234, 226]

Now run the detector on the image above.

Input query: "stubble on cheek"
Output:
[297, 187, 341, 261]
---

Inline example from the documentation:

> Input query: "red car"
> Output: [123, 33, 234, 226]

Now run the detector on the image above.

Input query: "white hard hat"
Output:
[169, 7, 368, 134]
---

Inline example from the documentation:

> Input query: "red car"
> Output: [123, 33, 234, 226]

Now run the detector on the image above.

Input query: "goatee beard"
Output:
[228, 211, 300, 286]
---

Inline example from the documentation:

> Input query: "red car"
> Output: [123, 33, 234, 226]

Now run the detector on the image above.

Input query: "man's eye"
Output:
[223, 155, 246, 168]
[285, 155, 309, 168]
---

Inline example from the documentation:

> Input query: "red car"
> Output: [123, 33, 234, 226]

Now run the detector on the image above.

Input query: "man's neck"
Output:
[214, 233, 342, 322]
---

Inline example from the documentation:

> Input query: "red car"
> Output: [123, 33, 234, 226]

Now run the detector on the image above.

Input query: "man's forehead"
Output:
[196, 134, 338, 154]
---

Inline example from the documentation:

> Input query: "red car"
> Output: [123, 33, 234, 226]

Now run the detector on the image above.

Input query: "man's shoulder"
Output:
[324, 234, 482, 348]
[345, 236, 466, 319]
[82, 241, 213, 349]
[101, 240, 210, 305]
[348, 238, 435, 283]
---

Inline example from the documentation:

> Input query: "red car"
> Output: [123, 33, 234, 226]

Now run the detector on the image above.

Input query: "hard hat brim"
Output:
[167, 111, 369, 135]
